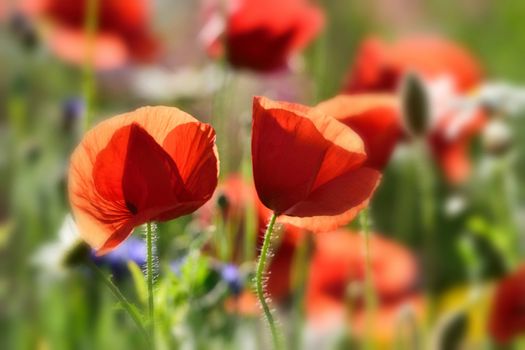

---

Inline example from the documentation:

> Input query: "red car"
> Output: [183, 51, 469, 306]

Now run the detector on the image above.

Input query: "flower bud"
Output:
[401, 73, 430, 137]
[482, 119, 512, 156]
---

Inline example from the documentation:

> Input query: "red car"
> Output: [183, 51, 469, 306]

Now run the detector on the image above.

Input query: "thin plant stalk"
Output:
[360, 208, 376, 350]
[146, 222, 156, 343]
[254, 213, 283, 350]
[497, 157, 521, 263]
[415, 139, 436, 321]
[290, 233, 312, 350]
[82, 0, 99, 130]
[211, 63, 232, 175]
[87, 260, 151, 345]
[242, 156, 256, 262]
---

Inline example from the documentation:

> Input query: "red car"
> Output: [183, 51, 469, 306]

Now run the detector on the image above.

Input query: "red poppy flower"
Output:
[69, 106, 219, 255]
[488, 265, 525, 344]
[200, 0, 324, 72]
[314, 94, 402, 170]
[343, 36, 482, 94]
[306, 230, 418, 319]
[251, 96, 381, 232]
[21, 0, 158, 69]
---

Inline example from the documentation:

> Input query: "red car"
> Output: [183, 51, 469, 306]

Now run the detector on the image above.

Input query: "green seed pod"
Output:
[62, 241, 91, 268]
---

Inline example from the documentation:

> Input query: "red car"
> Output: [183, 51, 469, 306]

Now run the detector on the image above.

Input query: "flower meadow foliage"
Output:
[3, 0, 525, 349]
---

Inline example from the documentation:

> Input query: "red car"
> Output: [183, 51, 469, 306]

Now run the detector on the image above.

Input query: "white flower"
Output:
[425, 76, 481, 141]
[477, 82, 525, 116]
[444, 194, 467, 218]
[482, 119, 513, 155]
[32, 214, 83, 279]
[131, 64, 222, 101]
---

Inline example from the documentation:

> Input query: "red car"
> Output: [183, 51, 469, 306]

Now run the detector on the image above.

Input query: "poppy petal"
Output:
[49, 27, 128, 70]
[94, 123, 186, 214]
[223, 0, 324, 71]
[344, 36, 482, 94]
[343, 38, 396, 93]
[69, 106, 215, 254]
[391, 36, 482, 92]
[251, 96, 366, 214]
[430, 109, 487, 184]
[78, 123, 186, 253]
[315, 94, 402, 169]
[158, 122, 219, 219]
[280, 167, 380, 231]
[433, 141, 471, 184]
[489, 266, 525, 344]
[306, 230, 419, 324]
[290, 2, 324, 50]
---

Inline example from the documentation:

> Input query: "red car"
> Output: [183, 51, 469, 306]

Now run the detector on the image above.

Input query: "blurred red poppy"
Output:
[200, 0, 324, 72]
[252, 96, 381, 232]
[343, 36, 482, 94]
[69, 106, 219, 254]
[195, 173, 303, 300]
[224, 291, 259, 316]
[196, 174, 256, 229]
[314, 94, 402, 170]
[488, 265, 525, 344]
[22, 0, 158, 69]
[314, 89, 487, 184]
[306, 230, 418, 319]
[342, 36, 486, 183]
[0, 2, 7, 22]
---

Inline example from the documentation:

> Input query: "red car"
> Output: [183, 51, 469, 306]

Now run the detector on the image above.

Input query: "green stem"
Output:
[290, 233, 312, 350]
[87, 261, 150, 345]
[415, 140, 436, 320]
[211, 65, 232, 175]
[82, 0, 99, 131]
[242, 158, 256, 262]
[360, 208, 376, 350]
[146, 222, 156, 343]
[498, 157, 520, 264]
[255, 213, 283, 350]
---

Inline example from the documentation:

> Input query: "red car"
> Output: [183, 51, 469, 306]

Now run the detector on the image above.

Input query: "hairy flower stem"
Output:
[88, 261, 151, 346]
[360, 208, 376, 350]
[82, 0, 99, 130]
[146, 222, 156, 344]
[255, 213, 283, 350]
